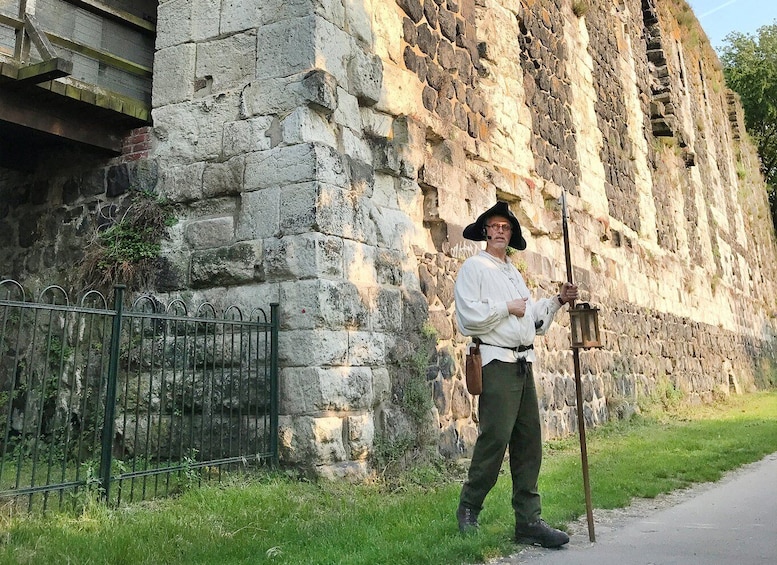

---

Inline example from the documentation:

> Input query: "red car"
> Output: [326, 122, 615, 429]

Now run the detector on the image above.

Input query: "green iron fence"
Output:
[0, 280, 279, 514]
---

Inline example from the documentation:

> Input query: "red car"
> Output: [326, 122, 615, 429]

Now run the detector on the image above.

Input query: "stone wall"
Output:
[1, 0, 777, 478]
[0, 129, 158, 294]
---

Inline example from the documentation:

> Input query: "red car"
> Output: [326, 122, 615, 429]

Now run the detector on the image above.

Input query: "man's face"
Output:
[484, 215, 512, 250]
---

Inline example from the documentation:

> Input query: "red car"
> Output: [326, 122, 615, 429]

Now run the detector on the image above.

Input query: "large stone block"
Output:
[348, 48, 383, 106]
[419, 155, 463, 193]
[196, 33, 257, 91]
[397, 177, 422, 211]
[243, 76, 304, 116]
[281, 107, 338, 147]
[278, 415, 347, 465]
[223, 117, 273, 157]
[184, 216, 235, 249]
[257, 16, 316, 80]
[369, 286, 403, 332]
[369, 137, 402, 176]
[341, 127, 373, 163]
[372, 367, 391, 405]
[245, 143, 348, 192]
[227, 0, 346, 30]
[314, 16, 353, 87]
[347, 413, 375, 460]
[374, 404, 415, 446]
[242, 69, 339, 117]
[279, 329, 349, 366]
[374, 248, 403, 286]
[372, 174, 399, 208]
[281, 366, 374, 414]
[157, 162, 205, 203]
[192, 283, 281, 319]
[400, 288, 431, 334]
[156, 0, 220, 49]
[202, 156, 244, 198]
[235, 186, 280, 240]
[153, 94, 242, 161]
[189, 241, 262, 288]
[316, 461, 371, 481]
[280, 182, 377, 243]
[156, 0, 190, 49]
[341, 239, 378, 285]
[372, 1, 403, 62]
[375, 64, 424, 119]
[348, 330, 386, 366]
[301, 69, 339, 114]
[279, 278, 368, 330]
[220, 0, 260, 33]
[264, 233, 344, 282]
[359, 108, 394, 138]
[152, 44, 197, 107]
[333, 88, 363, 132]
[371, 205, 417, 249]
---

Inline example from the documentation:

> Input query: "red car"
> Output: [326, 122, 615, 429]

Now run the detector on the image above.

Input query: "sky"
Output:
[687, 0, 777, 50]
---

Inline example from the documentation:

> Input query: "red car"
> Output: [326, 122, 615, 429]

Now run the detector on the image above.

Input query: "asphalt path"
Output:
[488, 452, 777, 565]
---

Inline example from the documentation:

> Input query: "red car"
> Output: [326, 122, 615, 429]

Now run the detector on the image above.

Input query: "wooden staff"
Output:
[561, 187, 596, 542]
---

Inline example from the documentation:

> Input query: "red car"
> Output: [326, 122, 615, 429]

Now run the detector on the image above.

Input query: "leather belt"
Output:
[478, 341, 534, 353]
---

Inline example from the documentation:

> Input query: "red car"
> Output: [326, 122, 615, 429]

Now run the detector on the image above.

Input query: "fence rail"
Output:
[0, 281, 279, 514]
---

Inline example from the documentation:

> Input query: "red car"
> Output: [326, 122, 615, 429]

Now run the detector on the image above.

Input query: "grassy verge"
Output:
[1, 392, 776, 565]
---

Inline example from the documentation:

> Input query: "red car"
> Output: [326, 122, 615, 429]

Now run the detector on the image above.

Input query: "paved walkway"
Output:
[490, 452, 777, 565]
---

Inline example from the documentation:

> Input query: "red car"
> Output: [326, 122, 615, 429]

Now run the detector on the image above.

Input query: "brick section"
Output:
[120, 127, 153, 162]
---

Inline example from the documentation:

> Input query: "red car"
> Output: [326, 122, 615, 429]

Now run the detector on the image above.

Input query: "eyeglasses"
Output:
[485, 222, 512, 232]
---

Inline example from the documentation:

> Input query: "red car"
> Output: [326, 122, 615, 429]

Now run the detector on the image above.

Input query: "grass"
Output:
[0, 392, 776, 564]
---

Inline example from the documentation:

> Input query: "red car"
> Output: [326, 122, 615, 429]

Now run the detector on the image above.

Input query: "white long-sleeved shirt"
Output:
[455, 251, 561, 364]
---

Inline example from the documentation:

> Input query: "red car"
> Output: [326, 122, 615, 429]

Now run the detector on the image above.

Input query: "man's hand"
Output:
[558, 282, 579, 305]
[507, 298, 528, 317]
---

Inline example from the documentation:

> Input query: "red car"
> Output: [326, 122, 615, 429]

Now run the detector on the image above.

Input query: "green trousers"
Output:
[459, 359, 542, 523]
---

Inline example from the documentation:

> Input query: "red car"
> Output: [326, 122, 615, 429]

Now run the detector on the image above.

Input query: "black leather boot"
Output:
[456, 504, 480, 533]
[514, 519, 569, 547]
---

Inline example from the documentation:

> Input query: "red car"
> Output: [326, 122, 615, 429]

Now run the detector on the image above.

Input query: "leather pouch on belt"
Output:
[465, 339, 482, 395]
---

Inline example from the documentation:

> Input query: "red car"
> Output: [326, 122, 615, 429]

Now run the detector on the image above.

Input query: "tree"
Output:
[720, 23, 777, 232]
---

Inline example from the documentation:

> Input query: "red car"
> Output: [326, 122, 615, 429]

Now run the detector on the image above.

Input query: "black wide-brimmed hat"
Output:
[462, 201, 527, 250]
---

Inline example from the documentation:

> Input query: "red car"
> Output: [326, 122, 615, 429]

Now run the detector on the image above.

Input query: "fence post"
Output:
[269, 302, 279, 467]
[99, 284, 125, 501]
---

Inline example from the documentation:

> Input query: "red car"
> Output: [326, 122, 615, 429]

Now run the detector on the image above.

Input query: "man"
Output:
[454, 200, 578, 548]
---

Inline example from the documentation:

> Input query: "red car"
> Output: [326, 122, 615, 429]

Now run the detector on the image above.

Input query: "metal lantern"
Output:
[569, 302, 602, 349]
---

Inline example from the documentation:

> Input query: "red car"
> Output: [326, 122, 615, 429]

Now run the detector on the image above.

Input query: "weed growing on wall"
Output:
[572, 0, 589, 18]
[755, 358, 777, 390]
[639, 376, 684, 413]
[406, 322, 439, 431]
[80, 191, 176, 292]
[373, 322, 439, 477]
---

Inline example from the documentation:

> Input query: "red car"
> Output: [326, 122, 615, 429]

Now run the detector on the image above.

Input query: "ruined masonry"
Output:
[2, 0, 777, 479]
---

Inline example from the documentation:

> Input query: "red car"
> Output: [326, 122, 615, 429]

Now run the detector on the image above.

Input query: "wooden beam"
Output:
[0, 88, 124, 152]
[0, 13, 23, 32]
[33, 77, 150, 121]
[65, 0, 156, 34]
[16, 57, 73, 83]
[47, 33, 152, 78]
[24, 14, 58, 61]
[0, 61, 19, 80]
